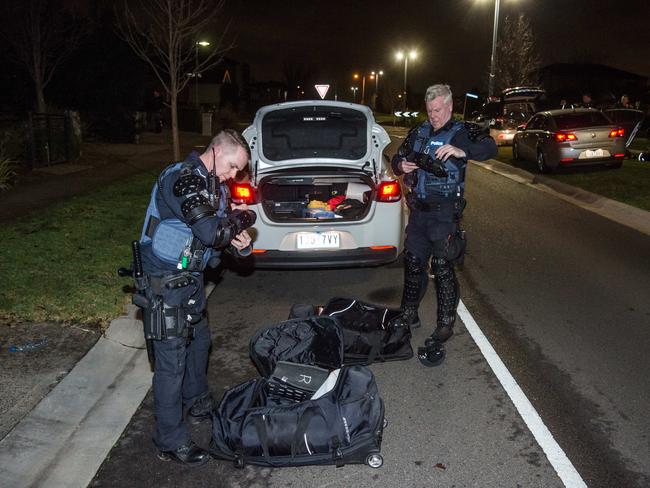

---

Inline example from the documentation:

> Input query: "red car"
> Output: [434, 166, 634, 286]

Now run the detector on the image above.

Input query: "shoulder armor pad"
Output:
[173, 173, 206, 197]
[464, 121, 490, 142]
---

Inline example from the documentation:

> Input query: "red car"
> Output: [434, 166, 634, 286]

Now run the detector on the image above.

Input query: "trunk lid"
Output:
[243, 101, 390, 185]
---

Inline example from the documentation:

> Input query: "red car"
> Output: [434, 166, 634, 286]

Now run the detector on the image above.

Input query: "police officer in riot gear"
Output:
[391, 84, 497, 367]
[139, 129, 252, 466]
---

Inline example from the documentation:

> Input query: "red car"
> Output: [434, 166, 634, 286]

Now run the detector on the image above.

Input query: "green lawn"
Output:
[494, 146, 650, 212]
[0, 172, 154, 325]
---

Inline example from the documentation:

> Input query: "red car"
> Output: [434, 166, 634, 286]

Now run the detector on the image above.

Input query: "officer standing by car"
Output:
[391, 84, 497, 366]
[138, 129, 253, 466]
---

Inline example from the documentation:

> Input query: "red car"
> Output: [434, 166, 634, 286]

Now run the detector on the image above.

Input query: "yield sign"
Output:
[315, 84, 330, 99]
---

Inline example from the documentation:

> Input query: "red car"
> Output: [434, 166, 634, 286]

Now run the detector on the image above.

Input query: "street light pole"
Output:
[396, 51, 416, 110]
[488, 0, 501, 97]
[350, 86, 358, 103]
[195, 41, 210, 107]
[371, 70, 383, 110]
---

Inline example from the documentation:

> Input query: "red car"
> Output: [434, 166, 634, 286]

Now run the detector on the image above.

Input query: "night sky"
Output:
[225, 0, 650, 98]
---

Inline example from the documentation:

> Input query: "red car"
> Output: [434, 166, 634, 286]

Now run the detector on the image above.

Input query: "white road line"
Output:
[457, 300, 587, 488]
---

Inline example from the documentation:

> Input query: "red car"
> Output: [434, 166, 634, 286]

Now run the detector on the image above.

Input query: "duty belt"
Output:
[407, 193, 463, 213]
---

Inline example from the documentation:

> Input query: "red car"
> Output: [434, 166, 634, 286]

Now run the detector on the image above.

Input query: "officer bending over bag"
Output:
[138, 129, 253, 466]
[391, 84, 497, 367]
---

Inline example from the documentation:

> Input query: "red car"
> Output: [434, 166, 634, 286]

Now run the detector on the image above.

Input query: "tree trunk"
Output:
[170, 89, 180, 161]
[34, 76, 46, 114]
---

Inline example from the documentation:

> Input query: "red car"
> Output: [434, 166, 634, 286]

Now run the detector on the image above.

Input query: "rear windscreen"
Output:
[554, 112, 610, 130]
[261, 106, 367, 161]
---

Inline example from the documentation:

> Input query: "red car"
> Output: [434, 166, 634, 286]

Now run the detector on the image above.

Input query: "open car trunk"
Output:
[259, 170, 375, 222]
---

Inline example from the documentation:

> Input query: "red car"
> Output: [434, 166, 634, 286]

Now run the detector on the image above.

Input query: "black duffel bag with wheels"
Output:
[209, 316, 386, 469]
[289, 297, 413, 364]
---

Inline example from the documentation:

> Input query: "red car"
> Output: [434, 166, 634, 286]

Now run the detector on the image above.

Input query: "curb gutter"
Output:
[0, 305, 152, 488]
[472, 159, 650, 237]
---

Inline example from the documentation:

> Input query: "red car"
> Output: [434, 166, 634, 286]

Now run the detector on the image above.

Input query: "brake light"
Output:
[609, 128, 624, 138]
[614, 153, 625, 158]
[377, 180, 401, 202]
[231, 182, 256, 204]
[555, 132, 577, 142]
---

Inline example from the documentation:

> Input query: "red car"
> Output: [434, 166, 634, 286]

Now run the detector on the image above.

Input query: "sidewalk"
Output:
[0, 136, 648, 487]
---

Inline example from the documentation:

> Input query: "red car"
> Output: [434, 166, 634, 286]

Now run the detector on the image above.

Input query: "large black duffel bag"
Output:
[288, 297, 413, 365]
[210, 316, 385, 469]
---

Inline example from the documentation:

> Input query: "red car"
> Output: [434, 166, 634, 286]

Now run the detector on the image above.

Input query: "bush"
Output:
[0, 134, 17, 190]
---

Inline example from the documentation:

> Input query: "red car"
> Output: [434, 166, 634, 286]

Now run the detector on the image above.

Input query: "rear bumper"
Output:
[251, 246, 399, 269]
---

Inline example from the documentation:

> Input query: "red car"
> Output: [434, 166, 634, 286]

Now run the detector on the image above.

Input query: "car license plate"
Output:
[582, 148, 605, 158]
[296, 232, 340, 249]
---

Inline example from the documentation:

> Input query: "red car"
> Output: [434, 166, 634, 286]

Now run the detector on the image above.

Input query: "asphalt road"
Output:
[91, 128, 650, 488]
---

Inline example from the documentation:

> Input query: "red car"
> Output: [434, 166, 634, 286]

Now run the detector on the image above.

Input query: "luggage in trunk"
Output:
[288, 297, 413, 364]
[210, 316, 385, 469]
[260, 174, 373, 222]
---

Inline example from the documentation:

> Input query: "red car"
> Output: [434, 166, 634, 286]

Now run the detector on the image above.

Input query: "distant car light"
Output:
[555, 132, 578, 142]
[377, 180, 401, 202]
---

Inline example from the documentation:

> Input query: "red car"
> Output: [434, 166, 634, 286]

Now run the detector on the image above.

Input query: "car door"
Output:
[519, 115, 541, 160]
[534, 115, 554, 159]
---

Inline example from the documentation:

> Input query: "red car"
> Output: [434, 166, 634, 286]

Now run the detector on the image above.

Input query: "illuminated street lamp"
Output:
[371, 70, 383, 110]
[195, 40, 210, 106]
[396, 50, 417, 109]
[350, 86, 359, 103]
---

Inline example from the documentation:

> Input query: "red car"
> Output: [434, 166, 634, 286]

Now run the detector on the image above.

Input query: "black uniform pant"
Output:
[150, 274, 211, 451]
[403, 208, 462, 336]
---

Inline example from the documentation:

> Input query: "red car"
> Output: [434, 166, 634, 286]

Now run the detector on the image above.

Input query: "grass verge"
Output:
[0, 172, 154, 325]
[494, 146, 650, 212]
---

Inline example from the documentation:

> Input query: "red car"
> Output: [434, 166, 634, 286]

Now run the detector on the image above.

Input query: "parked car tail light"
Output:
[231, 182, 256, 204]
[554, 132, 578, 142]
[609, 128, 624, 138]
[614, 153, 625, 158]
[377, 180, 401, 202]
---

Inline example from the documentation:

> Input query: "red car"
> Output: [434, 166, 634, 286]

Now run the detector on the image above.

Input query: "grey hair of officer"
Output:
[424, 84, 453, 104]
[208, 129, 251, 158]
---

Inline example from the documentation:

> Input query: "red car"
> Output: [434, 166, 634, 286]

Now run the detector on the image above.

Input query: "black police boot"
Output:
[188, 392, 214, 424]
[431, 257, 459, 341]
[417, 337, 446, 367]
[157, 441, 210, 466]
[400, 251, 428, 329]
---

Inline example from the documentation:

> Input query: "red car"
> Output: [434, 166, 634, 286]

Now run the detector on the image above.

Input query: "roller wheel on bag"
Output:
[233, 457, 245, 469]
[366, 453, 384, 468]
[383, 417, 389, 429]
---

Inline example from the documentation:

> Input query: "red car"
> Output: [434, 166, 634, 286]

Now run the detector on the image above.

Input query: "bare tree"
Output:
[493, 13, 541, 92]
[115, 0, 233, 160]
[0, 0, 84, 113]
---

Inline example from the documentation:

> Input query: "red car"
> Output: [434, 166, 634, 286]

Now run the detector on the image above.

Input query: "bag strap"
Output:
[290, 408, 318, 458]
[253, 415, 270, 459]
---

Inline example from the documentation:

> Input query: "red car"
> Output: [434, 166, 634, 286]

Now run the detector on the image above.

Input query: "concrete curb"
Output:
[472, 159, 650, 237]
[0, 305, 152, 488]
[0, 283, 220, 487]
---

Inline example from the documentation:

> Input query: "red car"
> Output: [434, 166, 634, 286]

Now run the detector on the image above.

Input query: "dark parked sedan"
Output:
[513, 109, 626, 172]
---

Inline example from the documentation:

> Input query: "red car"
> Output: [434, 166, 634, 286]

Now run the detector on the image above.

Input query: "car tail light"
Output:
[377, 180, 401, 202]
[554, 132, 577, 142]
[609, 128, 624, 138]
[614, 153, 625, 158]
[231, 182, 256, 204]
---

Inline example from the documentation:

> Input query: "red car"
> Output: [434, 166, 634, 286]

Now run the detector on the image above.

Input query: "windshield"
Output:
[261, 106, 368, 161]
[554, 112, 611, 130]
